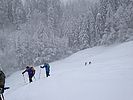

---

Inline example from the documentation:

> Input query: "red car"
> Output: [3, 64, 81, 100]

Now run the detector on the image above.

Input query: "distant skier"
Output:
[22, 66, 35, 83]
[85, 62, 87, 66]
[89, 61, 91, 64]
[40, 63, 50, 77]
[85, 61, 91, 66]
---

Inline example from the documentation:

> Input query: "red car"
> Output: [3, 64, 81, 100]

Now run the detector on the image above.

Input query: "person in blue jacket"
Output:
[22, 66, 35, 83]
[40, 63, 50, 77]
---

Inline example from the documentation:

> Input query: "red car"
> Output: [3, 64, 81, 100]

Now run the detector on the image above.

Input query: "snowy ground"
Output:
[4, 41, 133, 100]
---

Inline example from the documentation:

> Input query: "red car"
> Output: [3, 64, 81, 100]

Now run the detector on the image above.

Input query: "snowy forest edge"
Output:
[0, 0, 133, 76]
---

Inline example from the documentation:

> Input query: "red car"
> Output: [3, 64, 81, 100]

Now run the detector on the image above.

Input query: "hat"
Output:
[26, 66, 29, 69]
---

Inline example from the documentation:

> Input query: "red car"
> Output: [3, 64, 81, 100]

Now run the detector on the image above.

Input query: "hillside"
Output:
[5, 41, 133, 100]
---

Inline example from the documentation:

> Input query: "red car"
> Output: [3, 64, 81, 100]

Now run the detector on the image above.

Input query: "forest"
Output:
[0, 0, 133, 75]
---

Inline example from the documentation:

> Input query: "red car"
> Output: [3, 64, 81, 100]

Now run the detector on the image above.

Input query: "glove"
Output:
[40, 66, 44, 68]
[22, 70, 27, 74]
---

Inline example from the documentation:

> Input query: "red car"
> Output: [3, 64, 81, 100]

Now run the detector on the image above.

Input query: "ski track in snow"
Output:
[4, 41, 133, 100]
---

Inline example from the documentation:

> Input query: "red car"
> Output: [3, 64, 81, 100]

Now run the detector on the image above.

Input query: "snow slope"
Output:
[5, 41, 133, 100]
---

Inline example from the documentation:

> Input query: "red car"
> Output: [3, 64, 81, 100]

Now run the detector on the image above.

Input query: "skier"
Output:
[85, 62, 87, 66]
[40, 63, 50, 77]
[89, 61, 91, 64]
[22, 66, 35, 83]
[0, 68, 5, 100]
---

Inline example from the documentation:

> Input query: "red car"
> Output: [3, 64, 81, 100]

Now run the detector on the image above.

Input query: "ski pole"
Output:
[33, 76, 36, 81]
[23, 74, 26, 83]
[1, 93, 4, 100]
[0, 87, 10, 100]
[0, 94, 3, 100]
[39, 68, 41, 79]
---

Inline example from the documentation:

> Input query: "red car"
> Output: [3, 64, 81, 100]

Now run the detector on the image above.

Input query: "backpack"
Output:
[31, 67, 35, 76]
[0, 70, 5, 87]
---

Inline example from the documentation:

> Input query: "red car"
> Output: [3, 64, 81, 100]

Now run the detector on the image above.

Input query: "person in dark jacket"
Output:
[40, 63, 50, 77]
[22, 66, 35, 83]
[0, 68, 5, 95]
